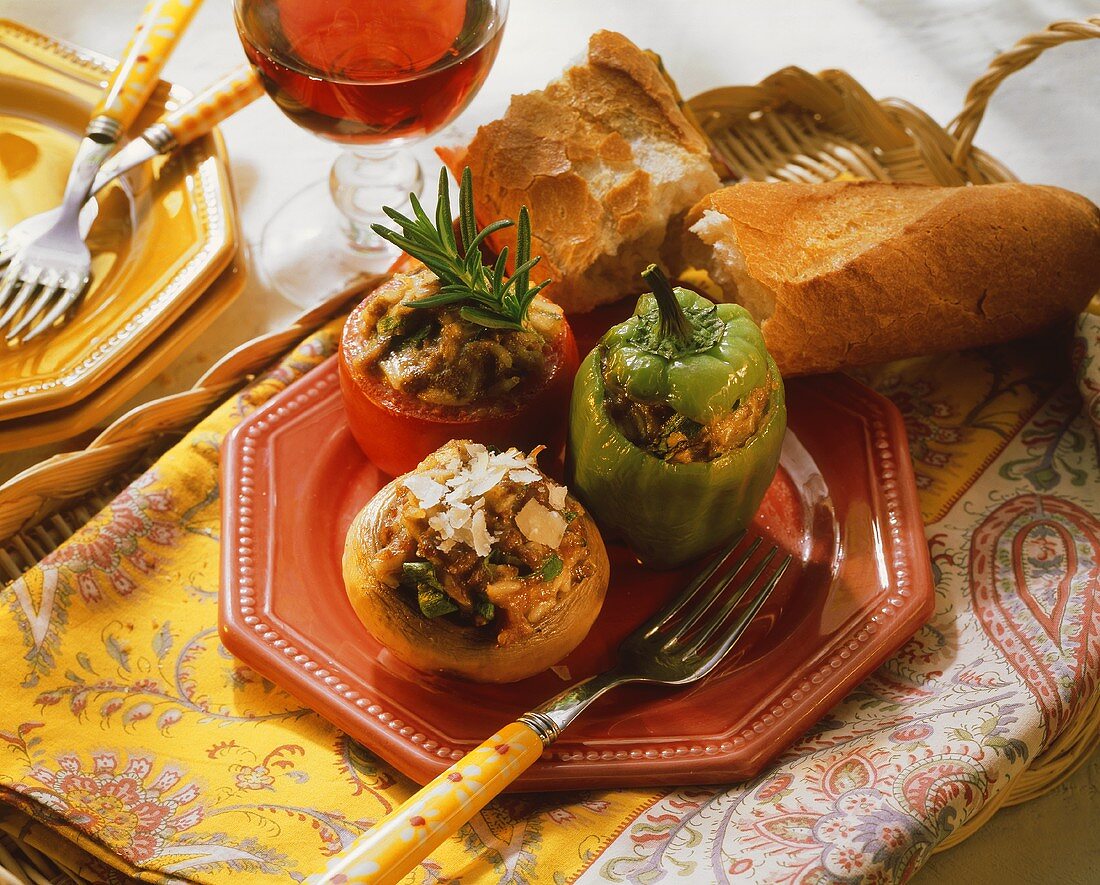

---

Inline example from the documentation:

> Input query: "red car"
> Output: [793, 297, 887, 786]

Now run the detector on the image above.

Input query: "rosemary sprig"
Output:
[371, 167, 550, 332]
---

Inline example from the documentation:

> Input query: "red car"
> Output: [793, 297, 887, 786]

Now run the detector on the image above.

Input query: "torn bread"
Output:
[683, 181, 1100, 376]
[438, 30, 720, 314]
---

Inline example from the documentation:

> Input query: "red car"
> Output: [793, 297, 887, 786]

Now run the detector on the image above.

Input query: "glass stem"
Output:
[329, 147, 424, 253]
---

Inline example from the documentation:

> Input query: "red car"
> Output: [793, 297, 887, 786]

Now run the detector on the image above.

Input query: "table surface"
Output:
[2, 1, 1098, 882]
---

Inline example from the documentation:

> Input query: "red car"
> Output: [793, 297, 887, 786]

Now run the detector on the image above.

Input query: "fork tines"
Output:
[646, 534, 793, 670]
[0, 264, 88, 342]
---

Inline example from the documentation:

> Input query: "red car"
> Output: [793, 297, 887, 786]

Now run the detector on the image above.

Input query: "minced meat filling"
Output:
[353, 267, 560, 407]
[369, 442, 592, 646]
[601, 352, 779, 463]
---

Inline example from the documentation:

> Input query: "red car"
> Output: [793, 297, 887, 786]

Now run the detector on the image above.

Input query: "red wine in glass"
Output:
[233, 0, 508, 306]
[236, 0, 505, 144]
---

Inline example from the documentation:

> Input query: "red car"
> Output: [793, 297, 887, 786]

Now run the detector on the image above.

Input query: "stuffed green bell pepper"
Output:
[567, 265, 785, 568]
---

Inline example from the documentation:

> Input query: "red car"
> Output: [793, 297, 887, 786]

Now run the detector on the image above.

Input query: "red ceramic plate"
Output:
[220, 341, 934, 790]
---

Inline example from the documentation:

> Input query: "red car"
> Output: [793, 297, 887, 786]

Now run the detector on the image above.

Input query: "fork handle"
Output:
[89, 0, 203, 139]
[309, 671, 620, 883]
[311, 722, 544, 884]
[153, 65, 263, 149]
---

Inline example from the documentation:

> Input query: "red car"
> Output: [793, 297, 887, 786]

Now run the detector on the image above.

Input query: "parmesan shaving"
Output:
[494, 450, 531, 470]
[547, 483, 568, 510]
[447, 465, 509, 502]
[469, 508, 493, 556]
[403, 474, 447, 508]
[428, 499, 494, 557]
[516, 499, 568, 549]
[410, 442, 548, 556]
[469, 445, 491, 483]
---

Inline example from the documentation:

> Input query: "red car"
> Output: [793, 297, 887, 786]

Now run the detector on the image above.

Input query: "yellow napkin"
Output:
[0, 314, 1097, 884]
[0, 320, 655, 883]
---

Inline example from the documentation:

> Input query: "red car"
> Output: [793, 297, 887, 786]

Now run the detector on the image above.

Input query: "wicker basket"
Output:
[0, 14, 1097, 884]
[685, 17, 1098, 188]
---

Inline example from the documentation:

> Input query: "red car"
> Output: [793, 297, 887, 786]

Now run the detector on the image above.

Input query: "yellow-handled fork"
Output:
[310, 534, 791, 885]
[0, 0, 205, 343]
[0, 64, 263, 339]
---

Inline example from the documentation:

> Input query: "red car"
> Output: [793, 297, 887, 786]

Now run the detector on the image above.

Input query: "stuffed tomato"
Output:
[339, 168, 578, 476]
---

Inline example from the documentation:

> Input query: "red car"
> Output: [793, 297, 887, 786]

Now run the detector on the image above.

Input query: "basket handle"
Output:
[950, 15, 1100, 167]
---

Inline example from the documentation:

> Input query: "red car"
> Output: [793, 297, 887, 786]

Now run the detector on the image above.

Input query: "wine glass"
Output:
[234, 0, 509, 306]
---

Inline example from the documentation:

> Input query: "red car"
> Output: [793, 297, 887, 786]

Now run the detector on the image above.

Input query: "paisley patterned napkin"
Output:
[0, 312, 1097, 884]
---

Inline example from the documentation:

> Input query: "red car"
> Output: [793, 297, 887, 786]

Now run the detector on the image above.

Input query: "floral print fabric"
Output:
[1, 315, 1098, 884]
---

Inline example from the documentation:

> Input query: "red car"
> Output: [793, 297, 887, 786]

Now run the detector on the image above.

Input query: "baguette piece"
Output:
[439, 30, 720, 314]
[683, 181, 1100, 376]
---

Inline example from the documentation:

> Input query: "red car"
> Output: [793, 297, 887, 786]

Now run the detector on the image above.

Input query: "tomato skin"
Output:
[339, 294, 580, 477]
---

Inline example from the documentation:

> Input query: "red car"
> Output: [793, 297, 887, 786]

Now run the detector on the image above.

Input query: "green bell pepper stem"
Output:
[600, 287, 771, 426]
[642, 264, 692, 346]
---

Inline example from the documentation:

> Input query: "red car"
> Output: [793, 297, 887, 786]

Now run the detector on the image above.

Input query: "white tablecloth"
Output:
[3, 1, 1098, 881]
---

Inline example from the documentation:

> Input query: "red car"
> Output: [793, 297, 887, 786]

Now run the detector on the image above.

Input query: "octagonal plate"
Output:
[220, 345, 933, 790]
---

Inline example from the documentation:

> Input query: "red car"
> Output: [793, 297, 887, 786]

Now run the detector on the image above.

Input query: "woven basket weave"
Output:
[686, 17, 1098, 187]
[0, 14, 1097, 884]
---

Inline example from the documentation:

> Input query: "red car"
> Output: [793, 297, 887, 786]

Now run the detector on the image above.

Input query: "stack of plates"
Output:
[0, 20, 243, 453]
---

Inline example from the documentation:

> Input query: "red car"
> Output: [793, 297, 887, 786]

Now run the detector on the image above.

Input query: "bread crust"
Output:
[685, 181, 1100, 375]
[440, 30, 719, 313]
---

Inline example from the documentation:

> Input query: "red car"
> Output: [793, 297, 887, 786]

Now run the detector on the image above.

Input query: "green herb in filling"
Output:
[376, 315, 402, 337]
[417, 585, 458, 618]
[400, 561, 457, 619]
[399, 322, 433, 351]
[485, 549, 526, 570]
[538, 554, 564, 581]
[474, 595, 496, 623]
[401, 561, 440, 587]
[653, 413, 705, 459]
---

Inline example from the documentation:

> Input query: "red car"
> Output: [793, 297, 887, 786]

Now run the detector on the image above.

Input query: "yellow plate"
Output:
[0, 20, 237, 421]
[0, 256, 245, 454]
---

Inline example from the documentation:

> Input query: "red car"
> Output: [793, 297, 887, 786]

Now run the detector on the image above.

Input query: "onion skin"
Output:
[339, 285, 580, 478]
[342, 478, 611, 683]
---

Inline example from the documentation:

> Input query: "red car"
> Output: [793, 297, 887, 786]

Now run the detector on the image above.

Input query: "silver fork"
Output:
[0, 0, 204, 344]
[310, 533, 792, 885]
[0, 136, 110, 341]
[0, 65, 262, 343]
[0, 189, 100, 272]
